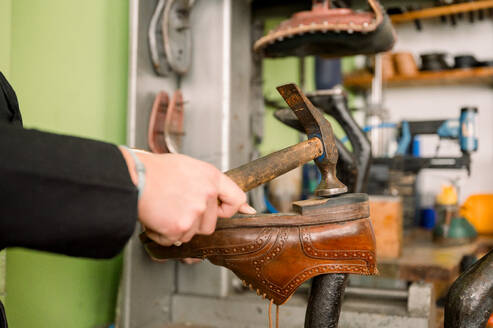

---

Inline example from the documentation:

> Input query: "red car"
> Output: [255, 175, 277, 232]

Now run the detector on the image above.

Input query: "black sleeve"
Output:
[0, 73, 138, 259]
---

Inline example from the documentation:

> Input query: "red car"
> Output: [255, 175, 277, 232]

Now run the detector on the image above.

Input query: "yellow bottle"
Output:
[436, 184, 458, 206]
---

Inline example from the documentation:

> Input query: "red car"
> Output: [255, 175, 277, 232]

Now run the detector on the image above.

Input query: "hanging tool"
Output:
[148, 0, 195, 76]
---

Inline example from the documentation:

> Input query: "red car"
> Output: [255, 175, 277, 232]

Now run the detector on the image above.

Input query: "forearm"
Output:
[0, 124, 138, 258]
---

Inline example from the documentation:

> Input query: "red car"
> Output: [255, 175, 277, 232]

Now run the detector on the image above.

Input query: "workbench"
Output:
[378, 230, 493, 285]
[376, 229, 493, 327]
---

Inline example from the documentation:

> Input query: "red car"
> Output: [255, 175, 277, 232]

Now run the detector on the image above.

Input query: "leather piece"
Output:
[254, 0, 396, 58]
[141, 211, 376, 305]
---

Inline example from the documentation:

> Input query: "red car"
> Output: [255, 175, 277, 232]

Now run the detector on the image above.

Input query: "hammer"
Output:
[224, 83, 352, 328]
[225, 83, 347, 197]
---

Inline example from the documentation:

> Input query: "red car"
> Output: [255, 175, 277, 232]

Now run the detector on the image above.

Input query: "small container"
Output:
[459, 107, 478, 153]
[394, 52, 418, 76]
[381, 52, 396, 79]
[420, 52, 450, 71]
[454, 55, 479, 69]
[460, 194, 493, 234]
[420, 208, 436, 229]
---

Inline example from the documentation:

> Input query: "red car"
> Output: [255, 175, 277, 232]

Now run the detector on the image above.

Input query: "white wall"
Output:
[383, 19, 493, 203]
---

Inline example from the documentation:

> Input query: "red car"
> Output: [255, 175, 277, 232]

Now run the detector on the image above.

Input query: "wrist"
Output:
[119, 147, 147, 199]
[119, 146, 139, 186]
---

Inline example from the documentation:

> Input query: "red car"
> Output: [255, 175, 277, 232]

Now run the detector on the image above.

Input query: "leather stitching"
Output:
[299, 226, 375, 267]
[254, 0, 384, 52]
[254, 228, 289, 297]
[199, 228, 272, 258]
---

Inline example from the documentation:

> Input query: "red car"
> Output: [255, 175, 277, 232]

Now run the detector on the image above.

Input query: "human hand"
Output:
[120, 148, 255, 247]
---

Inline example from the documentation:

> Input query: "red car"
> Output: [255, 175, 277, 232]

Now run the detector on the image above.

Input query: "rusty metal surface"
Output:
[277, 83, 347, 197]
[274, 86, 373, 194]
[292, 193, 368, 216]
[444, 249, 493, 328]
[308, 89, 372, 194]
[273, 107, 358, 193]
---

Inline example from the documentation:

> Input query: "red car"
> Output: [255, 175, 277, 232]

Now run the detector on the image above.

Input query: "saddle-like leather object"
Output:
[141, 193, 377, 305]
[253, 0, 396, 58]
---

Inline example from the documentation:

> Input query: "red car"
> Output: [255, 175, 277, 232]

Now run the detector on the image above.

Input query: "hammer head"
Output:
[277, 83, 347, 197]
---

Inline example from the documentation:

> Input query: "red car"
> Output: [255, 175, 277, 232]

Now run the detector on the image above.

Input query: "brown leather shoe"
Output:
[140, 193, 377, 305]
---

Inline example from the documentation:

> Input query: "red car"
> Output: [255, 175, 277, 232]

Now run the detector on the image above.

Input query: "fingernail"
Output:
[243, 204, 257, 214]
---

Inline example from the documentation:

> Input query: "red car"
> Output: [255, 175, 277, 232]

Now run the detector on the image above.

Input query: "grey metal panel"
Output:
[228, 0, 253, 169]
[122, 0, 254, 325]
[179, 0, 225, 166]
[172, 294, 307, 328]
[120, 0, 178, 327]
[172, 293, 432, 328]
[339, 312, 430, 328]
[122, 230, 176, 328]
[127, 0, 178, 150]
[176, 0, 253, 297]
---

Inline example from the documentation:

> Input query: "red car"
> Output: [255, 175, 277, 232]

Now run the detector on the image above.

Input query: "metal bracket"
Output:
[148, 0, 194, 76]
[147, 90, 184, 154]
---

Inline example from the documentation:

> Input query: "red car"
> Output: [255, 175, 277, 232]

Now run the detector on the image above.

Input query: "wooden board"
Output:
[377, 230, 493, 285]
[343, 67, 493, 90]
[391, 0, 493, 24]
[369, 196, 403, 259]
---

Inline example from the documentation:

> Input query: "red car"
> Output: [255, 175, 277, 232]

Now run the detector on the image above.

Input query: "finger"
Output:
[144, 229, 177, 247]
[238, 203, 256, 215]
[217, 174, 247, 218]
[180, 213, 201, 243]
[198, 196, 218, 235]
[181, 258, 203, 264]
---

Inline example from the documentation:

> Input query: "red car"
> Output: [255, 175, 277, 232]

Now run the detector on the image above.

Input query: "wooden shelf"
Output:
[390, 0, 493, 24]
[343, 66, 493, 90]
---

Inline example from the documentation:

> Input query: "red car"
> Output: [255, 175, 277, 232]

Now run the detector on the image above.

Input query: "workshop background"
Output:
[2, 0, 493, 327]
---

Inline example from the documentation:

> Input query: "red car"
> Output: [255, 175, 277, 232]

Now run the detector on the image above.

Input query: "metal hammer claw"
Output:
[225, 83, 347, 197]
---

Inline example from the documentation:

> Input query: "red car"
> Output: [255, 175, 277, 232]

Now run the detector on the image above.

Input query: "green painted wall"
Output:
[0, 0, 11, 76]
[3, 1, 130, 327]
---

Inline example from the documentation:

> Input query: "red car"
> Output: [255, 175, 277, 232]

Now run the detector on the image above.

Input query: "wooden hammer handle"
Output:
[225, 138, 323, 192]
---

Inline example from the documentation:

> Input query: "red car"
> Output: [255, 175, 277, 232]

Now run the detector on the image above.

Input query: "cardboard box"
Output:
[369, 196, 403, 259]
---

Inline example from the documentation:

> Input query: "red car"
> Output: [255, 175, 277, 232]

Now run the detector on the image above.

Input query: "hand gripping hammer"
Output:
[225, 83, 347, 197]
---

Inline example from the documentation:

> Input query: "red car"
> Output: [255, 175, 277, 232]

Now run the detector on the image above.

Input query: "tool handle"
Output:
[225, 138, 323, 192]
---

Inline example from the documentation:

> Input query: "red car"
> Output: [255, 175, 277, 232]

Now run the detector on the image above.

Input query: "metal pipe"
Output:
[370, 53, 383, 106]
[345, 286, 408, 300]
[445, 249, 493, 328]
[305, 273, 348, 328]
